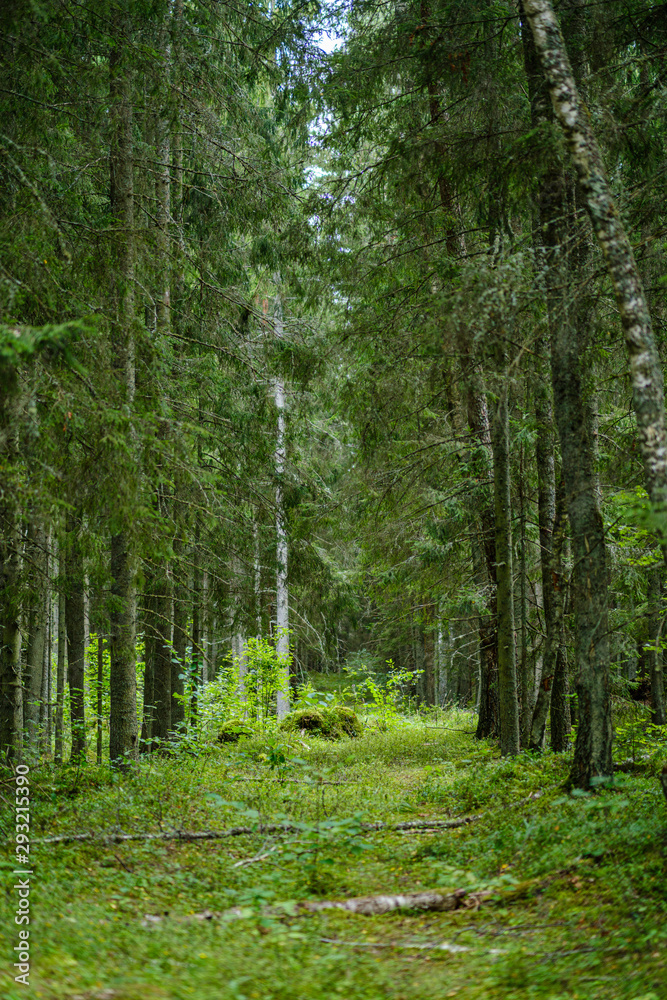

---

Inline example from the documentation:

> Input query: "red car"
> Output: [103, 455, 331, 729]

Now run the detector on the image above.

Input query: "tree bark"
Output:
[96, 631, 104, 765]
[491, 383, 520, 755]
[274, 293, 290, 719]
[523, 0, 667, 526]
[549, 485, 571, 751]
[647, 565, 666, 726]
[424, 619, 436, 706]
[151, 571, 172, 746]
[522, 0, 612, 785]
[108, 26, 138, 769]
[190, 520, 202, 728]
[24, 519, 48, 751]
[140, 589, 156, 748]
[171, 537, 187, 734]
[65, 517, 86, 764]
[0, 382, 23, 762]
[518, 444, 532, 744]
[468, 380, 499, 739]
[521, 4, 566, 752]
[54, 585, 66, 764]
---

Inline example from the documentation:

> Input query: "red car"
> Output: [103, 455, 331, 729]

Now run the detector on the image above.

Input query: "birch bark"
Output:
[273, 294, 290, 719]
[523, 0, 667, 519]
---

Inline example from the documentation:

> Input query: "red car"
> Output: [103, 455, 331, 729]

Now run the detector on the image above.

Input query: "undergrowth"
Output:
[1, 707, 666, 999]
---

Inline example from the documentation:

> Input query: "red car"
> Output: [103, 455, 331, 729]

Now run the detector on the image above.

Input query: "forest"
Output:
[1, 0, 667, 997]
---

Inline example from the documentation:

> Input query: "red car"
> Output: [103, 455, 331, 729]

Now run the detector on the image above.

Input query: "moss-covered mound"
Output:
[334, 705, 364, 738]
[280, 705, 362, 739]
[217, 719, 253, 744]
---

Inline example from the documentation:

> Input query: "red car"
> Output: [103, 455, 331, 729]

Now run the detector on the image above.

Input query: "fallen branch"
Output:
[35, 790, 546, 847]
[318, 936, 472, 953]
[226, 776, 355, 786]
[35, 814, 481, 846]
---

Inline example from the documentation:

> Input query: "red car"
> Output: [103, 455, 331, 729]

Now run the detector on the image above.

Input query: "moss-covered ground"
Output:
[1, 709, 666, 999]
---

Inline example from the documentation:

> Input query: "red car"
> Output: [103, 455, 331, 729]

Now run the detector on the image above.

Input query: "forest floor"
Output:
[1, 708, 666, 1000]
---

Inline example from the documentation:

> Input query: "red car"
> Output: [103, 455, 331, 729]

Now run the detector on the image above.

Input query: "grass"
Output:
[1, 708, 666, 999]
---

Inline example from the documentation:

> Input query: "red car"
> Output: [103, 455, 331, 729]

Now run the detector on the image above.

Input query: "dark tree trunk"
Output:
[491, 383, 520, 756]
[96, 631, 104, 765]
[54, 587, 66, 764]
[468, 379, 499, 739]
[647, 565, 666, 726]
[472, 535, 499, 737]
[0, 383, 23, 762]
[24, 519, 48, 750]
[518, 445, 532, 745]
[65, 517, 86, 764]
[151, 573, 172, 746]
[109, 532, 137, 767]
[140, 589, 156, 748]
[424, 621, 436, 706]
[190, 521, 202, 727]
[171, 540, 187, 734]
[549, 484, 570, 750]
[108, 21, 138, 770]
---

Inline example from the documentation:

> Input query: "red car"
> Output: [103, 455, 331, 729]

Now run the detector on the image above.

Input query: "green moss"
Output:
[280, 705, 362, 739]
[217, 718, 254, 743]
[333, 705, 364, 737]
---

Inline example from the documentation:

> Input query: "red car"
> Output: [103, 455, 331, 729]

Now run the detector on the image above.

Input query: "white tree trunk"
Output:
[274, 295, 290, 719]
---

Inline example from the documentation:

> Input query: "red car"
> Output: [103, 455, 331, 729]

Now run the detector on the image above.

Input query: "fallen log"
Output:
[143, 887, 489, 926]
[142, 861, 592, 929]
[294, 887, 488, 916]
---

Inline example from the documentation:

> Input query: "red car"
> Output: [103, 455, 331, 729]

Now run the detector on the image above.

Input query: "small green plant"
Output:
[348, 659, 423, 729]
[198, 633, 290, 737]
[241, 634, 290, 726]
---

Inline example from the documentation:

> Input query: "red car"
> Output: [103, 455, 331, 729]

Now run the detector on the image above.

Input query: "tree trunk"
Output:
[518, 444, 532, 744]
[109, 531, 137, 767]
[151, 572, 172, 746]
[468, 380, 499, 739]
[523, 0, 667, 527]
[521, 4, 565, 752]
[0, 382, 23, 762]
[190, 521, 202, 727]
[472, 534, 499, 736]
[491, 383, 520, 756]
[274, 293, 290, 720]
[549, 485, 571, 751]
[65, 517, 86, 764]
[171, 540, 187, 734]
[40, 593, 52, 756]
[424, 619, 436, 706]
[140, 589, 156, 748]
[54, 586, 66, 764]
[108, 25, 138, 769]
[94, 631, 102, 765]
[24, 519, 48, 751]
[522, 1, 612, 785]
[647, 565, 666, 726]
